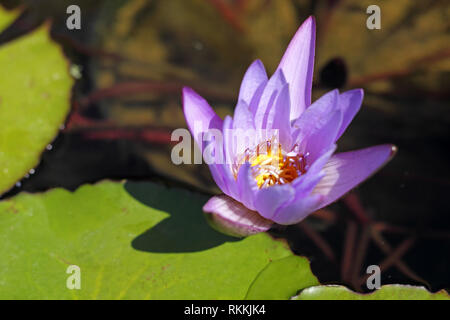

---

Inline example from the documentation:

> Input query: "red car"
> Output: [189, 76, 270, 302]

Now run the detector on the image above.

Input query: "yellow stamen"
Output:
[234, 140, 307, 189]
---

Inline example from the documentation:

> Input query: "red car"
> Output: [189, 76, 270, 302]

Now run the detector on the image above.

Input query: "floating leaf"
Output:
[0, 181, 315, 299]
[245, 255, 319, 300]
[0, 6, 18, 30]
[0, 6, 73, 195]
[294, 285, 450, 300]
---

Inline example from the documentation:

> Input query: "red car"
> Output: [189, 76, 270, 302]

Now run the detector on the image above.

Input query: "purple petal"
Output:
[312, 144, 398, 209]
[222, 115, 235, 162]
[292, 144, 336, 195]
[208, 145, 238, 199]
[208, 163, 228, 194]
[253, 69, 287, 129]
[223, 115, 245, 171]
[231, 100, 258, 159]
[238, 60, 268, 106]
[236, 162, 258, 211]
[183, 87, 236, 197]
[272, 194, 323, 225]
[233, 99, 254, 130]
[203, 195, 273, 237]
[219, 116, 239, 198]
[207, 151, 236, 199]
[266, 84, 292, 147]
[248, 80, 267, 116]
[292, 89, 339, 136]
[303, 109, 342, 163]
[182, 87, 223, 152]
[273, 146, 337, 225]
[335, 89, 364, 140]
[277, 16, 316, 121]
[254, 184, 296, 221]
[291, 90, 341, 162]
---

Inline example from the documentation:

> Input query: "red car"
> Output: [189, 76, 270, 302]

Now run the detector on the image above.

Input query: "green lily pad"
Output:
[0, 6, 18, 30]
[0, 181, 315, 299]
[294, 285, 450, 300]
[245, 255, 319, 300]
[0, 6, 73, 195]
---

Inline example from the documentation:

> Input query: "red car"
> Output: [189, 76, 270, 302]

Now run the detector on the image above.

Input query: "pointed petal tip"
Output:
[302, 16, 316, 36]
[377, 144, 398, 164]
[273, 67, 287, 83]
[279, 16, 316, 120]
[182, 86, 207, 101]
[311, 143, 398, 211]
[305, 15, 316, 26]
[354, 88, 364, 101]
[203, 195, 273, 238]
[344, 88, 364, 99]
[389, 144, 398, 157]
[247, 59, 266, 75]
[238, 59, 269, 106]
[182, 86, 194, 96]
[330, 88, 340, 97]
[252, 59, 265, 69]
[181, 86, 196, 109]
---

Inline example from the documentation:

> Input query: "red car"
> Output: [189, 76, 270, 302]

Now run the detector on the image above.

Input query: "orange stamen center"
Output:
[234, 140, 308, 189]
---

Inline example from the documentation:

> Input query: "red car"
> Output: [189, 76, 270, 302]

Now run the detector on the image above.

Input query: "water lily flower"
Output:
[182, 16, 396, 237]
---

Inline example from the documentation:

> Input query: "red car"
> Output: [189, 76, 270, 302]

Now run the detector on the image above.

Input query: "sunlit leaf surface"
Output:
[294, 285, 450, 300]
[0, 181, 316, 299]
[0, 7, 73, 195]
[245, 255, 319, 300]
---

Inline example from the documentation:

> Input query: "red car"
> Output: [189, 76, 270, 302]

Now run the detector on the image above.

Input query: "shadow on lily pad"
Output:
[125, 181, 239, 253]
